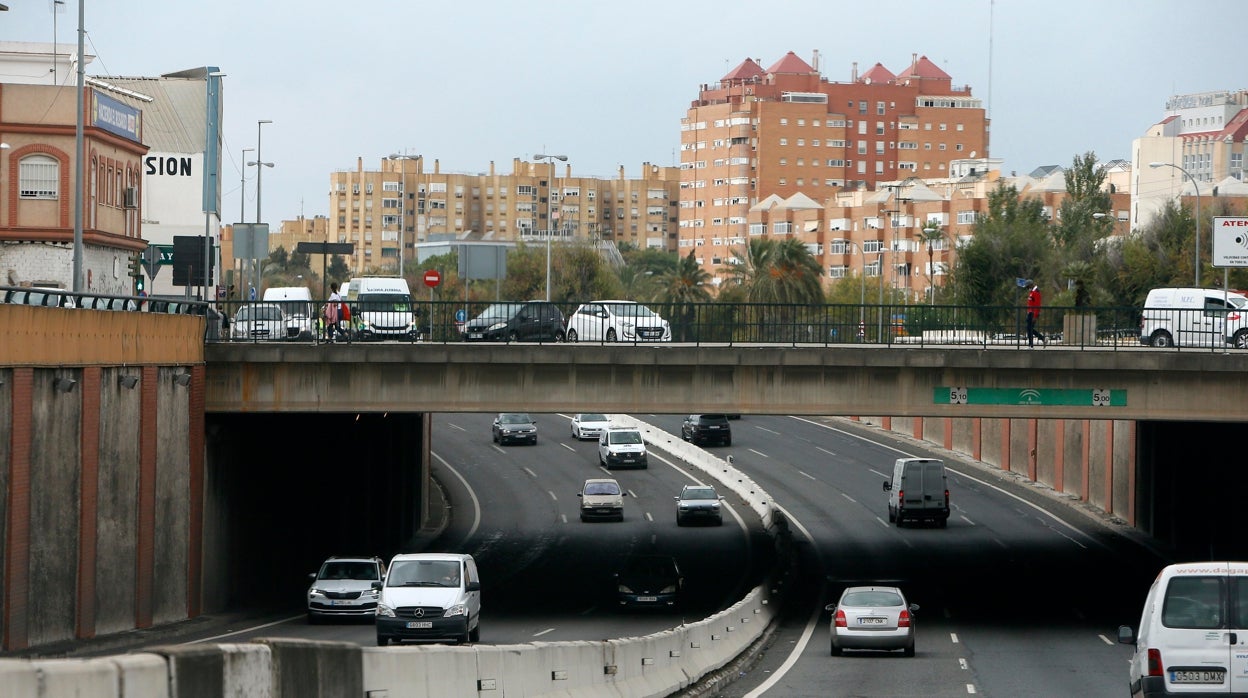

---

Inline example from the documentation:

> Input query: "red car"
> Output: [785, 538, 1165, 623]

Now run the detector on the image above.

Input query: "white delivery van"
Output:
[350, 276, 420, 341]
[262, 286, 315, 340]
[883, 458, 949, 527]
[1118, 561, 1248, 696]
[374, 553, 481, 645]
[1140, 287, 1248, 349]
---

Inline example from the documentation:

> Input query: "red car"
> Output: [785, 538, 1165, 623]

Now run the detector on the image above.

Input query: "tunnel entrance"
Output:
[1136, 421, 1248, 561]
[202, 411, 427, 612]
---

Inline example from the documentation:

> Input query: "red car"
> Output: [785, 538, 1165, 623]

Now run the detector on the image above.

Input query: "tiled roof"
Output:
[766, 51, 815, 75]
[1217, 110, 1248, 141]
[860, 63, 895, 84]
[900, 55, 950, 80]
[722, 58, 765, 82]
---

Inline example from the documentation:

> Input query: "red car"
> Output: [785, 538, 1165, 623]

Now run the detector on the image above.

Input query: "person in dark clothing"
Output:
[1026, 284, 1046, 347]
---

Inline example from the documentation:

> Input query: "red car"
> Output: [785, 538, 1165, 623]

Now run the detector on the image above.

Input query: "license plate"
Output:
[330, 600, 356, 606]
[858, 617, 886, 625]
[1171, 670, 1224, 684]
[468, 333, 482, 339]
[406, 621, 433, 629]
[636, 596, 657, 602]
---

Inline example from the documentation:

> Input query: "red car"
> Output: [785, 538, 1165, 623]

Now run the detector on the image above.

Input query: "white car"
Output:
[570, 413, 611, 440]
[306, 556, 385, 623]
[565, 301, 671, 342]
[578, 478, 627, 522]
[231, 303, 288, 341]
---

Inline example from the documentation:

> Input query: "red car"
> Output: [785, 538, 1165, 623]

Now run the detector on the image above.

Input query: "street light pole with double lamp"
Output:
[247, 120, 274, 298]
[534, 153, 568, 301]
[1149, 161, 1202, 287]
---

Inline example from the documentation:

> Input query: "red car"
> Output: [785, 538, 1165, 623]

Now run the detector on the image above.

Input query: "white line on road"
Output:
[186, 614, 303, 644]
[447, 423, 466, 432]
[868, 467, 890, 479]
[433, 452, 482, 546]
[875, 516, 890, 528]
[951, 632, 961, 644]
[560, 443, 576, 452]
[1099, 634, 1114, 646]
[754, 425, 781, 435]
[959, 658, 968, 670]
[748, 448, 769, 458]
[815, 446, 837, 456]
[645, 512, 653, 522]
[840, 492, 856, 503]
[491, 445, 506, 454]
[960, 515, 977, 526]
[798, 471, 817, 481]
[628, 489, 638, 498]
[560, 514, 567, 524]
[967, 684, 977, 694]
[993, 537, 1008, 549]
[533, 628, 555, 637]
[547, 490, 557, 501]
[523, 467, 537, 478]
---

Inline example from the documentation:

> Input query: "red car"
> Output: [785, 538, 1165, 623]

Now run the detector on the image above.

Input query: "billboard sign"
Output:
[1212, 217, 1248, 268]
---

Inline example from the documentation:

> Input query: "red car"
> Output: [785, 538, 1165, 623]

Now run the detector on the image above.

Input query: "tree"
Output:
[725, 237, 824, 304]
[657, 251, 712, 341]
[915, 222, 948, 304]
[500, 244, 545, 301]
[553, 243, 622, 303]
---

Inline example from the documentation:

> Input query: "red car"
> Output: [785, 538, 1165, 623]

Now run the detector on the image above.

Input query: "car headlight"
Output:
[487, 322, 507, 331]
[309, 588, 326, 598]
[376, 602, 396, 618]
[711, 502, 721, 509]
[618, 584, 634, 593]
[363, 588, 379, 598]
[622, 321, 635, 329]
[444, 603, 468, 618]
[660, 584, 677, 594]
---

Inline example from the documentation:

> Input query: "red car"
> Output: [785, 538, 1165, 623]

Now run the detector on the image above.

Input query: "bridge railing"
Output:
[27, 292, 1204, 352]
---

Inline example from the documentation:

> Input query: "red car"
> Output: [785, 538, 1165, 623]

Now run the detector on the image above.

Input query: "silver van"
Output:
[1118, 561, 1248, 696]
[883, 458, 949, 527]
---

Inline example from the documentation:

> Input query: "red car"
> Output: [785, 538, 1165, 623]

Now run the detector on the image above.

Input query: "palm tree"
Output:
[658, 251, 712, 341]
[727, 238, 823, 304]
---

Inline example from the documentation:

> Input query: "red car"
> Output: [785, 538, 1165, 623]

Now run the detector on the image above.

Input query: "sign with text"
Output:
[1212, 217, 1248, 268]
[936, 387, 1126, 407]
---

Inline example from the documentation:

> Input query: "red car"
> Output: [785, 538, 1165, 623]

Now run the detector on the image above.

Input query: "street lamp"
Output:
[386, 153, 421, 277]
[534, 152, 568, 301]
[248, 120, 274, 298]
[1150, 161, 1201, 287]
[920, 226, 940, 306]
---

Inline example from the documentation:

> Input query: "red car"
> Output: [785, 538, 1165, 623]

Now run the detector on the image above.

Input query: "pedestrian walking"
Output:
[1026, 284, 1046, 348]
[325, 282, 342, 343]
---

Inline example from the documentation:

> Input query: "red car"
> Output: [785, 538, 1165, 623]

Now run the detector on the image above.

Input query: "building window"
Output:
[20, 155, 59, 199]
[779, 138, 788, 146]
[780, 118, 788, 125]
[876, 122, 885, 135]
[858, 101, 867, 114]
[877, 102, 886, 115]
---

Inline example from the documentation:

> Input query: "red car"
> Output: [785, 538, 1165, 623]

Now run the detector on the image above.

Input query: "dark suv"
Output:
[681, 414, 732, 446]
[462, 301, 565, 342]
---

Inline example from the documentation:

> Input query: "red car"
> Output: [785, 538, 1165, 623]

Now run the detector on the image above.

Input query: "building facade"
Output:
[680, 51, 990, 284]
[326, 157, 680, 276]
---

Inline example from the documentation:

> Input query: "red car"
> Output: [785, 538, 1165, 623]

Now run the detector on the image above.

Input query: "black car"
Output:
[491, 412, 538, 445]
[614, 555, 683, 610]
[462, 301, 565, 342]
[681, 414, 732, 446]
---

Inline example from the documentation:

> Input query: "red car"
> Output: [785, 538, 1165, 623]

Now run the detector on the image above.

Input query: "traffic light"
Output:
[127, 254, 145, 294]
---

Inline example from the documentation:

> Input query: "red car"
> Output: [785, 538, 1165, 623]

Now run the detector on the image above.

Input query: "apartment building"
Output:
[679, 50, 989, 284]
[327, 157, 680, 275]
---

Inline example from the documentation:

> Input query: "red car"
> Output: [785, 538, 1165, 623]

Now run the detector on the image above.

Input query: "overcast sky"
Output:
[2, 0, 1245, 225]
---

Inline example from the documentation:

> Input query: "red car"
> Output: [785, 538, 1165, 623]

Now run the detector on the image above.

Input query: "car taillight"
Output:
[944, 490, 950, 506]
[898, 609, 911, 628]
[1146, 648, 1163, 677]
[835, 609, 847, 628]
[897, 490, 904, 509]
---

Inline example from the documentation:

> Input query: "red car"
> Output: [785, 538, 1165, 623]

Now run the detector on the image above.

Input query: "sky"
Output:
[2, 0, 1245, 227]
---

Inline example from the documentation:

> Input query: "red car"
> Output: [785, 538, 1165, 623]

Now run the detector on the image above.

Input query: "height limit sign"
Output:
[1213, 217, 1248, 267]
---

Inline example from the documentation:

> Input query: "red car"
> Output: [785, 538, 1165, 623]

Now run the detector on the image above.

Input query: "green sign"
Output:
[935, 387, 1126, 407]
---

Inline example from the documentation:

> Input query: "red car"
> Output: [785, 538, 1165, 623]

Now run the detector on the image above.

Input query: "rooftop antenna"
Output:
[51, 0, 66, 85]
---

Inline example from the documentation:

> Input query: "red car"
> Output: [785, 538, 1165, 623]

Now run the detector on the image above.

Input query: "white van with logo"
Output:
[349, 276, 420, 341]
[374, 553, 481, 645]
[883, 458, 949, 527]
[1140, 287, 1248, 349]
[262, 286, 315, 340]
[1118, 561, 1248, 696]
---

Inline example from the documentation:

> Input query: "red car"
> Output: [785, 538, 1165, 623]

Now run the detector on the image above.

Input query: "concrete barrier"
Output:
[0, 653, 167, 698]
[148, 643, 271, 698]
[259, 637, 362, 698]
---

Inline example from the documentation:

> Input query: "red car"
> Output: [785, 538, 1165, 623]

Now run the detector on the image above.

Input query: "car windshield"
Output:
[499, 413, 532, 424]
[621, 557, 675, 577]
[318, 561, 380, 581]
[238, 306, 283, 321]
[605, 303, 657, 318]
[584, 481, 620, 495]
[387, 559, 461, 587]
[682, 487, 717, 500]
[358, 293, 412, 312]
[273, 301, 313, 318]
[698, 414, 729, 422]
[478, 303, 522, 320]
[578, 413, 608, 423]
[609, 431, 642, 445]
[842, 590, 904, 607]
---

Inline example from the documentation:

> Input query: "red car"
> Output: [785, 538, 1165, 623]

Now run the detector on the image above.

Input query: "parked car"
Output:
[578, 478, 627, 522]
[305, 555, 386, 623]
[263, 286, 316, 340]
[883, 458, 949, 527]
[826, 585, 918, 656]
[4, 286, 77, 308]
[615, 555, 683, 609]
[462, 301, 565, 342]
[681, 414, 732, 446]
[1139, 287, 1248, 348]
[675, 484, 724, 526]
[231, 303, 287, 341]
[492, 413, 537, 445]
[570, 413, 612, 441]
[1118, 561, 1248, 697]
[565, 300, 671, 342]
[598, 426, 648, 469]
[374, 553, 481, 645]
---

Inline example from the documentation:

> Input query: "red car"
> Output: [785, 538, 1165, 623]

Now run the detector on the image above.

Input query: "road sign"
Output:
[1212, 217, 1248, 267]
[142, 244, 172, 279]
[935, 387, 1125, 407]
[423, 269, 442, 288]
[455, 309, 466, 323]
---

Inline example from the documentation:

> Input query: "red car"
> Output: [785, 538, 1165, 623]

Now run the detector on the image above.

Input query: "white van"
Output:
[262, 286, 315, 340]
[1140, 287, 1248, 349]
[374, 553, 481, 645]
[883, 458, 949, 527]
[350, 276, 420, 341]
[1118, 561, 1248, 696]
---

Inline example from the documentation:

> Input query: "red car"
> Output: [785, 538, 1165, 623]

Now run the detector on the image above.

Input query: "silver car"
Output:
[825, 585, 917, 656]
[675, 484, 724, 526]
[306, 556, 386, 623]
[231, 303, 287, 341]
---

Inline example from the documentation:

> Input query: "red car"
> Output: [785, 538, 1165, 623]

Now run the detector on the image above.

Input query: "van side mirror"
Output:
[371, 581, 382, 590]
[1117, 625, 1134, 644]
[466, 580, 482, 592]
[883, 480, 892, 491]
[308, 572, 317, 581]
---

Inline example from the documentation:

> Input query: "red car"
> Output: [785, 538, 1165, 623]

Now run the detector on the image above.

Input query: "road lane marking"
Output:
[492, 445, 506, 454]
[875, 516, 890, 528]
[951, 632, 960, 644]
[447, 423, 466, 432]
[627, 489, 638, 498]
[1099, 634, 1114, 645]
[748, 448, 769, 458]
[815, 446, 836, 456]
[533, 628, 555, 637]
[560, 514, 567, 524]
[645, 512, 653, 522]
[523, 467, 538, 478]
[959, 657, 968, 670]
[547, 490, 557, 501]
[967, 685, 977, 694]
[798, 471, 817, 481]
[839, 492, 856, 503]
[186, 614, 303, 644]
[992, 537, 1008, 549]
[432, 451, 481, 545]
[869, 467, 890, 479]
[560, 443, 576, 452]
[754, 425, 781, 435]
[960, 515, 976, 526]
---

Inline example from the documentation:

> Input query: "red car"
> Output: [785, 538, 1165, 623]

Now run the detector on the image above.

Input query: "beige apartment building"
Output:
[680, 50, 990, 285]
[325, 157, 680, 275]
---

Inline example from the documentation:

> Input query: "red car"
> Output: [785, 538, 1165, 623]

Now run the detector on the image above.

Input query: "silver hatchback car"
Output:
[825, 585, 918, 656]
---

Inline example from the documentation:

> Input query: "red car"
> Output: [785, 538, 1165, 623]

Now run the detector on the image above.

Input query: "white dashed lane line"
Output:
[753, 425, 781, 435]
[816, 446, 836, 456]
[547, 490, 557, 501]
[533, 628, 555, 637]
[447, 423, 466, 432]
[748, 448, 769, 458]
[560, 443, 576, 453]
[523, 467, 537, 478]
[798, 471, 817, 481]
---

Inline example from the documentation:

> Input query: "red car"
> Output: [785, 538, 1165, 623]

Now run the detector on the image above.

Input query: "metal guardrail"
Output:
[1, 285, 217, 339]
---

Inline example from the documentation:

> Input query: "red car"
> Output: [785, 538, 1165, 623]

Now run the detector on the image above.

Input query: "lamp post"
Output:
[920, 226, 940, 306]
[534, 153, 568, 301]
[1150, 161, 1201, 287]
[236, 146, 253, 297]
[248, 120, 274, 298]
[386, 153, 421, 277]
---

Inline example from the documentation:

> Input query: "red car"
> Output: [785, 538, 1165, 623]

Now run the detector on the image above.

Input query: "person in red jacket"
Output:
[1026, 284, 1046, 347]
